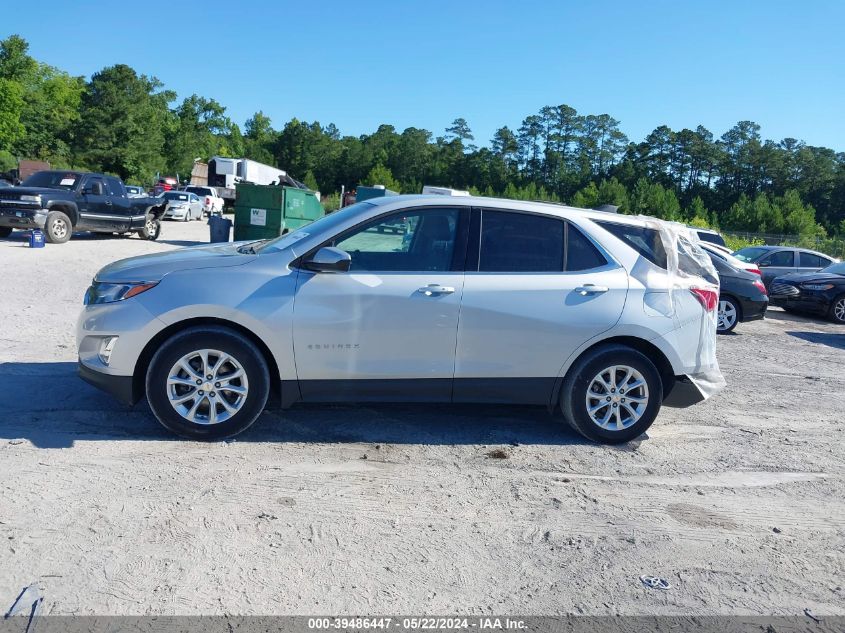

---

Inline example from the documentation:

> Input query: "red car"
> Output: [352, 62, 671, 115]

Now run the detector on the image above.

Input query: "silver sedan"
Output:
[160, 191, 203, 221]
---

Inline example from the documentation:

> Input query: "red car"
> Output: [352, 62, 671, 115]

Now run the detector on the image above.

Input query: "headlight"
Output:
[801, 283, 834, 291]
[20, 194, 41, 203]
[84, 281, 158, 305]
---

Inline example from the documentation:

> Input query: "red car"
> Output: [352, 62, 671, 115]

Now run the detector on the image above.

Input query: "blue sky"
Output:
[4, 0, 844, 150]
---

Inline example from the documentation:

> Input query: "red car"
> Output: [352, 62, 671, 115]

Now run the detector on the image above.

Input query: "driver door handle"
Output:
[418, 284, 455, 296]
[574, 284, 609, 296]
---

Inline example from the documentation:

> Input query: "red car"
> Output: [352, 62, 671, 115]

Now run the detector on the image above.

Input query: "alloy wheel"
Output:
[585, 365, 649, 431]
[834, 298, 845, 323]
[166, 349, 249, 425]
[718, 300, 737, 331]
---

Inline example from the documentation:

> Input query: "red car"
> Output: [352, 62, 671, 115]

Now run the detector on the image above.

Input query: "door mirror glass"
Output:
[304, 247, 351, 273]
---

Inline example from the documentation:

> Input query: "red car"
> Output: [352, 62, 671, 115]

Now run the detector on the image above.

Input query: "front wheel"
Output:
[561, 345, 663, 444]
[139, 215, 161, 240]
[717, 296, 741, 333]
[44, 210, 72, 244]
[829, 294, 845, 324]
[145, 326, 271, 440]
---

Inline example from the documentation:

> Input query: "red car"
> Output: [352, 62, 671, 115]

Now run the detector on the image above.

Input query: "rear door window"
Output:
[799, 253, 829, 268]
[479, 210, 564, 272]
[105, 177, 124, 197]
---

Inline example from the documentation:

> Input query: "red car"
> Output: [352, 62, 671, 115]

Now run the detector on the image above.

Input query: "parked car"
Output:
[691, 227, 727, 248]
[160, 191, 203, 221]
[704, 252, 768, 333]
[125, 185, 146, 198]
[0, 170, 166, 243]
[77, 197, 723, 444]
[698, 241, 762, 276]
[733, 245, 838, 291]
[769, 261, 845, 324]
[183, 185, 224, 215]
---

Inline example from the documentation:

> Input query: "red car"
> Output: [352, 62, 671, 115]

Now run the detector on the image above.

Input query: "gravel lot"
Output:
[0, 221, 843, 616]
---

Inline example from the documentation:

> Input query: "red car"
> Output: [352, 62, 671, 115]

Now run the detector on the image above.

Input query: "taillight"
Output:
[748, 267, 762, 276]
[205, 196, 211, 205]
[690, 287, 718, 312]
[752, 279, 767, 295]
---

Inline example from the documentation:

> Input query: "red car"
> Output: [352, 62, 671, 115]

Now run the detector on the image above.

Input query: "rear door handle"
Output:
[574, 284, 609, 296]
[418, 284, 455, 296]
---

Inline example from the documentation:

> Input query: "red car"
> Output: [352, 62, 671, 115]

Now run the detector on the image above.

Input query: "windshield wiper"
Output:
[236, 240, 266, 255]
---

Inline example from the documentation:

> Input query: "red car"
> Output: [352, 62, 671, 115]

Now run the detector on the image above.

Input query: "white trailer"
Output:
[238, 159, 287, 186]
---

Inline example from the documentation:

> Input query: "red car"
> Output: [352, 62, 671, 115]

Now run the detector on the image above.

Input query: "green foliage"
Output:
[322, 192, 340, 212]
[1, 33, 844, 244]
[302, 170, 320, 191]
[364, 163, 402, 193]
[723, 234, 765, 252]
[630, 178, 680, 220]
[0, 149, 16, 172]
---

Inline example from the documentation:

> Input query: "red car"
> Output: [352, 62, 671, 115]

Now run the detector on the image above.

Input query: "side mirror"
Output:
[758, 261, 769, 268]
[304, 247, 351, 273]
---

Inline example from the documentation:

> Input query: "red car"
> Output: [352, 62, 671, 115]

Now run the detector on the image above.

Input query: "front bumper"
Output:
[164, 208, 189, 219]
[79, 362, 137, 405]
[0, 206, 47, 229]
[769, 292, 830, 315]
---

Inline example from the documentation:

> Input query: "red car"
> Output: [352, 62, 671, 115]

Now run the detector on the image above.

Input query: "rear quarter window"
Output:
[595, 221, 667, 268]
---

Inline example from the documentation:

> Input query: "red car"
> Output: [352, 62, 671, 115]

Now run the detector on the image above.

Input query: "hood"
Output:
[1, 186, 73, 197]
[96, 242, 257, 283]
[775, 271, 844, 284]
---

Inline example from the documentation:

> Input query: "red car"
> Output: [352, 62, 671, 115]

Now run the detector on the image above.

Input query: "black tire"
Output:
[717, 295, 741, 334]
[139, 214, 161, 240]
[829, 294, 845, 325]
[145, 326, 271, 440]
[560, 344, 663, 444]
[0, 227, 12, 238]
[44, 210, 72, 244]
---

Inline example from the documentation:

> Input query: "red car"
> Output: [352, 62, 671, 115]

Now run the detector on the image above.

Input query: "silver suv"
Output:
[77, 196, 724, 443]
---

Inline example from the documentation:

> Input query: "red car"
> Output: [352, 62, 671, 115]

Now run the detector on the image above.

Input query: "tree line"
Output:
[1, 34, 844, 237]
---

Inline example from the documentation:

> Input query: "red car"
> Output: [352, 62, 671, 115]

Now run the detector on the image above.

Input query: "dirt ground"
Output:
[0, 221, 843, 616]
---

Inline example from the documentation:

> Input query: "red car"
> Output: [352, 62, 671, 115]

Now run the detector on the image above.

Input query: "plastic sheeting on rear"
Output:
[639, 216, 726, 402]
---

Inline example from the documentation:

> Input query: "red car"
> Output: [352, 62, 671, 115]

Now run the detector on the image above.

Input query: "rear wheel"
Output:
[0, 227, 12, 238]
[717, 296, 741, 333]
[561, 345, 663, 444]
[145, 326, 271, 440]
[44, 210, 72, 244]
[829, 294, 845, 324]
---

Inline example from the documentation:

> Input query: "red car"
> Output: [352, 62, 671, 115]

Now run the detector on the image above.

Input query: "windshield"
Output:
[161, 192, 190, 202]
[186, 187, 210, 195]
[733, 246, 769, 262]
[21, 171, 81, 190]
[256, 201, 376, 253]
[821, 262, 845, 275]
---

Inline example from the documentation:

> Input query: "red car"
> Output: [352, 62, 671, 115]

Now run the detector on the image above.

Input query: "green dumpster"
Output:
[233, 184, 324, 241]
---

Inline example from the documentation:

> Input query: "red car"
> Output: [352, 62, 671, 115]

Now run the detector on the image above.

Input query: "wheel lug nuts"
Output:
[611, 388, 616, 393]
[196, 379, 202, 385]
[198, 390, 204, 396]
[613, 403, 618, 408]
[210, 392, 216, 397]
[206, 375, 213, 380]
[215, 382, 221, 388]
[621, 398, 626, 403]
[606, 396, 611, 402]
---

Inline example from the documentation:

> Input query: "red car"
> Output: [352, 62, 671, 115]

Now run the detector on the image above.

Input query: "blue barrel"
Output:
[29, 229, 45, 248]
[208, 215, 232, 243]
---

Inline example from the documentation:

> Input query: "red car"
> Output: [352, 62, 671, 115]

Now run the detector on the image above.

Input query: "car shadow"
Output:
[786, 331, 845, 350]
[763, 307, 825, 324]
[156, 239, 208, 247]
[0, 362, 592, 449]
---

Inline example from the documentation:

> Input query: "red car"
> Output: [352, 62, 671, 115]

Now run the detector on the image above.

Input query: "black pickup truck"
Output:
[0, 170, 167, 244]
